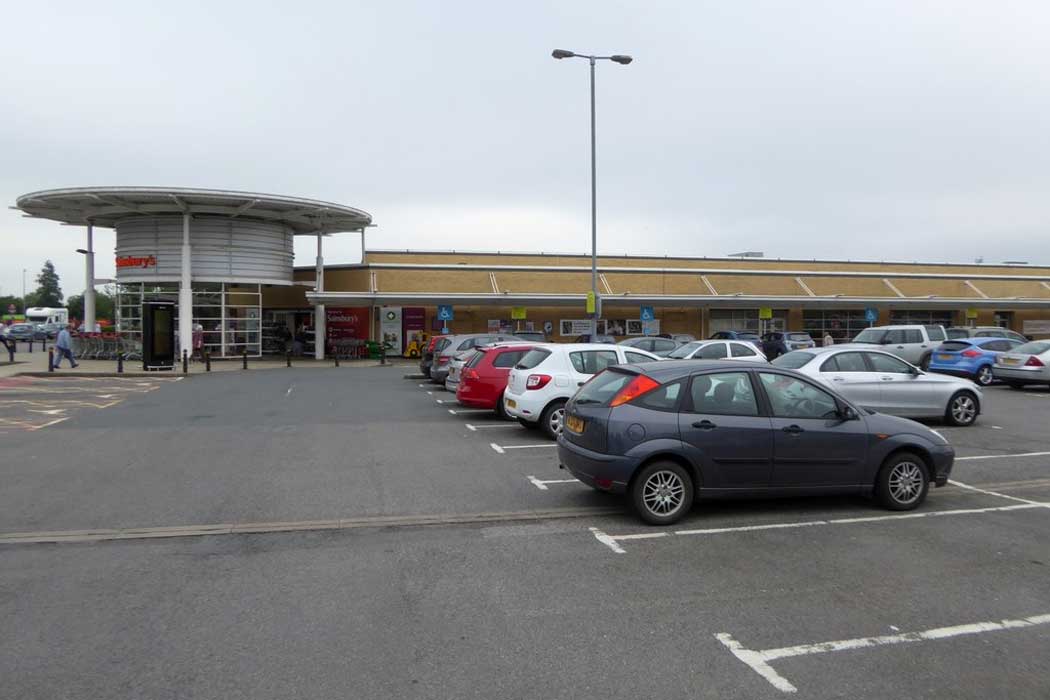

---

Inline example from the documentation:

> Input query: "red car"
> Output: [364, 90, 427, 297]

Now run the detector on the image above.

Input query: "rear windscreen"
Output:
[515, 348, 551, 370]
[946, 328, 969, 339]
[925, 325, 946, 341]
[466, 351, 486, 368]
[1015, 341, 1050, 355]
[937, 341, 971, 352]
[770, 351, 815, 369]
[573, 369, 634, 405]
[788, 333, 812, 341]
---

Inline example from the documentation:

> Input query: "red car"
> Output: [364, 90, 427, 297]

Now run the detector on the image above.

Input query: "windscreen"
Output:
[668, 342, 702, 359]
[737, 332, 760, 341]
[852, 329, 887, 344]
[771, 351, 816, 369]
[515, 348, 551, 370]
[946, 328, 969, 339]
[788, 333, 812, 341]
[466, 350, 486, 368]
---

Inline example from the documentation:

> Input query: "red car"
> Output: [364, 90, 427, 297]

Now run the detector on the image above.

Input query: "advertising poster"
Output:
[326, 307, 369, 354]
[380, 306, 403, 352]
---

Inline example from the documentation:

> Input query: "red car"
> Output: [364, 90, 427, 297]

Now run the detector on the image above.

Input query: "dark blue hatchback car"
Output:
[557, 360, 955, 525]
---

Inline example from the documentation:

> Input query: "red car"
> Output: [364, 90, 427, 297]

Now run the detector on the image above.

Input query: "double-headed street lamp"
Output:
[552, 48, 633, 337]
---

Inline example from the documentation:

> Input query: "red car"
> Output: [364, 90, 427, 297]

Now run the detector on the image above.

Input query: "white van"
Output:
[25, 307, 68, 325]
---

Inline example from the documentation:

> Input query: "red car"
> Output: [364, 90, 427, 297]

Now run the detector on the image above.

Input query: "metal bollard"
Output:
[205, 351, 211, 372]
[182, 349, 189, 374]
[286, 351, 291, 368]
[380, 342, 386, 365]
[334, 352, 340, 367]
[28, 339, 33, 353]
[48, 348, 54, 372]
[117, 353, 124, 373]
[242, 349, 248, 370]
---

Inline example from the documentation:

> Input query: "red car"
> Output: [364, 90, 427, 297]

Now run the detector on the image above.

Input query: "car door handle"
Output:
[692, 420, 717, 431]
[577, 381, 585, 386]
[782, 424, 804, 435]
[880, 376, 894, 381]
[831, 376, 844, 382]
[896, 345, 905, 349]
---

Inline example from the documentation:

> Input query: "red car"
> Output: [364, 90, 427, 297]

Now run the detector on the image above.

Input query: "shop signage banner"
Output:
[116, 255, 157, 269]
[380, 306, 403, 352]
[326, 307, 369, 353]
[560, 319, 592, 336]
[402, 307, 426, 348]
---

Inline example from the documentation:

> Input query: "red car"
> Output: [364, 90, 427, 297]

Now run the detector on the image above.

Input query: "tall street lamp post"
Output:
[552, 48, 632, 337]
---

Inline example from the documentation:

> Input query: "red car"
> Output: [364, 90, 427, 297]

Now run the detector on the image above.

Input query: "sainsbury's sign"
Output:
[116, 255, 157, 269]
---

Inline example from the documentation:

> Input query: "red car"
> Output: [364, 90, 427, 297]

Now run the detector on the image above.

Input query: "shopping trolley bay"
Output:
[2, 366, 1049, 699]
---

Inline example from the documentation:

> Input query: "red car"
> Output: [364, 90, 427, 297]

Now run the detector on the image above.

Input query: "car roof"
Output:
[627, 359, 787, 380]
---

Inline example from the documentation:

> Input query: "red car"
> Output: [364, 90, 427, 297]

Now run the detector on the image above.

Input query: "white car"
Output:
[504, 343, 660, 438]
[665, 339, 768, 362]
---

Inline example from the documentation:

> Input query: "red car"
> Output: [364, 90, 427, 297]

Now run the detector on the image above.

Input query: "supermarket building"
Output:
[285, 249, 1050, 351]
[14, 186, 1050, 357]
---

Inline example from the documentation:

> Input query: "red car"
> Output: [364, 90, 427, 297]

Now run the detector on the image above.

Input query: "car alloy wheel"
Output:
[631, 461, 695, 525]
[975, 365, 993, 386]
[642, 470, 685, 517]
[947, 392, 977, 426]
[541, 402, 566, 440]
[887, 461, 924, 505]
[875, 452, 929, 511]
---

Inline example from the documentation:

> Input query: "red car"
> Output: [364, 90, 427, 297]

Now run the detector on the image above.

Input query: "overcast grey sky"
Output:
[3, 0, 1050, 298]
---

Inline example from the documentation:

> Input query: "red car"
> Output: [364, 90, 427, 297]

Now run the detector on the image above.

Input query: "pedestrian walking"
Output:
[823, 332, 835, 347]
[54, 324, 79, 368]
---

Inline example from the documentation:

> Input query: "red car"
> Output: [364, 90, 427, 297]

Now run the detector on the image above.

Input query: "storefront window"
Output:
[889, 310, 954, 327]
[709, 309, 786, 334]
[802, 310, 869, 342]
[116, 282, 262, 358]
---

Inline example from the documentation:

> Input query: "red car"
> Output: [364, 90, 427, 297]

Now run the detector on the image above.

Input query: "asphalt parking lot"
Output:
[1, 367, 1048, 699]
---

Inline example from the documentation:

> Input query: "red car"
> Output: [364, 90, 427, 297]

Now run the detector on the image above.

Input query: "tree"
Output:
[29, 260, 63, 308]
[67, 287, 116, 322]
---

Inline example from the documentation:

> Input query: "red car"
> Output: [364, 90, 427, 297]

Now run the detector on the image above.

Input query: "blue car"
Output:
[928, 337, 1024, 386]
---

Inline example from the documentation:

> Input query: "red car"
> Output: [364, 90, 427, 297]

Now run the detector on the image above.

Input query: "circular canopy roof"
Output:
[14, 186, 372, 234]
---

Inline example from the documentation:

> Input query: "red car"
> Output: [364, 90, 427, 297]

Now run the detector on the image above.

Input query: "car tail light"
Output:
[961, 349, 981, 358]
[610, 375, 661, 407]
[1026, 356, 1045, 367]
[437, 356, 451, 365]
[463, 369, 480, 381]
[526, 374, 552, 390]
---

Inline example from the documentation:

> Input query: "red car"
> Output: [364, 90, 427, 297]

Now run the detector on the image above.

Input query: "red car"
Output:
[456, 343, 536, 417]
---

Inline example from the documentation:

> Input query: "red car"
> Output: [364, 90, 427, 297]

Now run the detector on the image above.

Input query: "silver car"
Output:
[773, 347, 982, 426]
[666, 339, 768, 362]
[443, 349, 479, 393]
[430, 333, 521, 384]
[993, 340, 1050, 389]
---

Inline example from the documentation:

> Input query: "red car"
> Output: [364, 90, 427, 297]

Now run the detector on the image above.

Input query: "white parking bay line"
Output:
[717, 612, 1050, 693]
[490, 443, 558, 454]
[527, 475, 581, 490]
[590, 502, 1046, 553]
[956, 450, 1050, 461]
[465, 423, 518, 431]
[448, 408, 490, 415]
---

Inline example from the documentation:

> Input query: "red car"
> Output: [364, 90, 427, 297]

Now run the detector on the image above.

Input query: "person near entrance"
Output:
[54, 324, 79, 369]
[823, 332, 835, 347]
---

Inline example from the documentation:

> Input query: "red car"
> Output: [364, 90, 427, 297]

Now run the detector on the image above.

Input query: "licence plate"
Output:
[506, 399, 517, 409]
[1002, 357, 1020, 366]
[938, 354, 954, 361]
[565, 414, 585, 434]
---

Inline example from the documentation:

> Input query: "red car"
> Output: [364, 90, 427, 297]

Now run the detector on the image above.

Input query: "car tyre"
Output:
[540, 399, 567, 440]
[1007, 382, 1026, 390]
[631, 461, 695, 526]
[974, 365, 994, 386]
[945, 391, 979, 426]
[495, 391, 508, 420]
[875, 452, 930, 510]
[919, 353, 932, 371]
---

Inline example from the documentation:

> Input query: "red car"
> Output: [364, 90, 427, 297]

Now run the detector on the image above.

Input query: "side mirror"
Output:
[838, 405, 859, 421]
[909, 365, 922, 375]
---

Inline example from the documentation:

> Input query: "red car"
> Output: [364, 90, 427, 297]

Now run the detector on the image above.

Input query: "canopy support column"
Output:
[179, 213, 193, 358]
[84, 222, 96, 333]
[314, 232, 325, 360]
